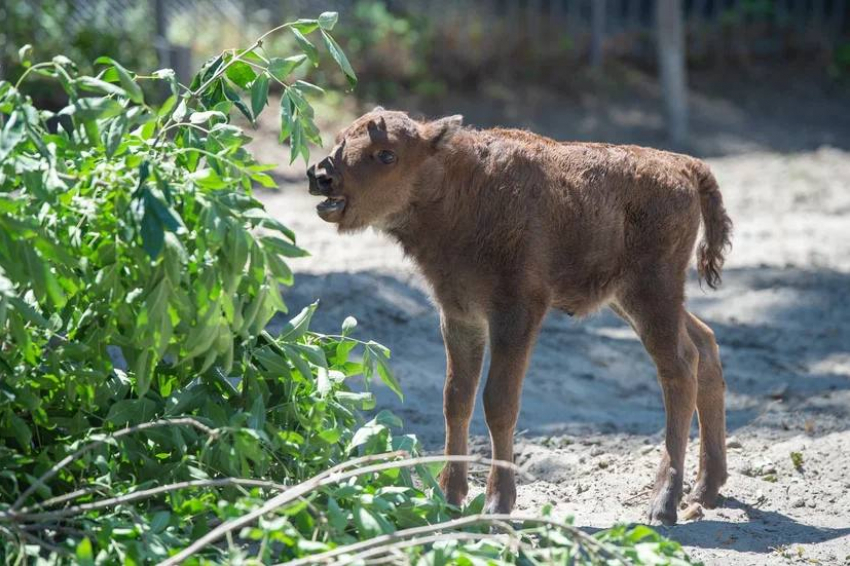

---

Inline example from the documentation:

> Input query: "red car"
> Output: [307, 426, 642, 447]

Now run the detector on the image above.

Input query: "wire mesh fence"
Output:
[4, 0, 849, 84]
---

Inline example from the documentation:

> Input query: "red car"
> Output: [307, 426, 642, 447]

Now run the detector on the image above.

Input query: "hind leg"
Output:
[616, 279, 698, 525]
[685, 312, 727, 508]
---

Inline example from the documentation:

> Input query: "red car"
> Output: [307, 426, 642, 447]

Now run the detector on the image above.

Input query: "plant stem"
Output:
[13, 63, 56, 89]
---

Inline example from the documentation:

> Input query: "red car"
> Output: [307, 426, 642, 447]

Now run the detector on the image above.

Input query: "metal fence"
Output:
[47, 0, 850, 75]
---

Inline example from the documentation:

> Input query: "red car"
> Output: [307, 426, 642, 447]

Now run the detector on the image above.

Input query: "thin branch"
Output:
[155, 20, 298, 145]
[282, 514, 519, 566]
[157, 454, 527, 566]
[7, 478, 287, 522]
[11, 418, 217, 511]
[7, 452, 407, 523]
[19, 486, 107, 514]
[334, 532, 515, 566]
[13, 62, 56, 89]
[282, 512, 620, 566]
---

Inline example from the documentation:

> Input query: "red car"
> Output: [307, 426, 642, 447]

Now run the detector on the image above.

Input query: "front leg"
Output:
[438, 312, 487, 507]
[483, 301, 547, 514]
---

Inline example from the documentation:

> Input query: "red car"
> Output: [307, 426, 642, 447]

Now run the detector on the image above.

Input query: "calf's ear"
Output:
[424, 115, 463, 148]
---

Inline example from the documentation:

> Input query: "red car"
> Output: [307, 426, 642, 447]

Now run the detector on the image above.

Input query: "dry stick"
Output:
[6, 451, 410, 524]
[157, 454, 528, 566]
[284, 512, 619, 566]
[8, 478, 289, 522]
[11, 418, 217, 511]
[18, 486, 106, 514]
[282, 514, 519, 566]
[335, 532, 516, 566]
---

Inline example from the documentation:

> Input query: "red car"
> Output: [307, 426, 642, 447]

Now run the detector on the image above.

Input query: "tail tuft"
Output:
[695, 164, 732, 290]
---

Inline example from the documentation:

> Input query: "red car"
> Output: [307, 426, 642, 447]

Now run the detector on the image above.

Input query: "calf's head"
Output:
[307, 108, 463, 232]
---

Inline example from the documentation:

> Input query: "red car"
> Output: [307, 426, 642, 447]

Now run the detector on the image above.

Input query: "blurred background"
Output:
[2, 0, 850, 154]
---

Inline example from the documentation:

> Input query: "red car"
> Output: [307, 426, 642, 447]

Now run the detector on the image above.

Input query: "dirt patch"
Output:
[255, 74, 850, 564]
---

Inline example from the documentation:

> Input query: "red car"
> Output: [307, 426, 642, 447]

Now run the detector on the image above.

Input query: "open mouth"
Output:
[316, 195, 346, 222]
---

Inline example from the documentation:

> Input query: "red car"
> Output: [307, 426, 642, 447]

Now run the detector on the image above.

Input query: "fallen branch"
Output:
[7, 478, 287, 522]
[157, 453, 527, 566]
[11, 418, 218, 511]
[333, 532, 515, 565]
[18, 486, 107, 514]
[283, 512, 623, 566]
[283, 514, 518, 566]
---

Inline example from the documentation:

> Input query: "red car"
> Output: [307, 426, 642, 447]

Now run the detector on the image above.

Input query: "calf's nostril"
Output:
[317, 175, 333, 190]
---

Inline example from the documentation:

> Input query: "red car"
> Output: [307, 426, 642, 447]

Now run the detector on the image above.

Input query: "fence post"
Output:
[655, 0, 688, 144]
[590, 0, 606, 68]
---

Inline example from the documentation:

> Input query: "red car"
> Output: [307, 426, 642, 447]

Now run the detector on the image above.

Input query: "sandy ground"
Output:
[254, 72, 850, 565]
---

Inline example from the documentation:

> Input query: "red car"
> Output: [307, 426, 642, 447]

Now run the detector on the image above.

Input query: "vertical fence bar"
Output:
[656, 0, 689, 143]
[590, 0, 606, 67]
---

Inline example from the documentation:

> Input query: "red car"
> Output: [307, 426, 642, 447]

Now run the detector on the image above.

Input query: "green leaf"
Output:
[225, 60, 257, 88]
[76, 538, 94, 566]
[318, 12, 339, 31]
[321, 31, 357, 87]
[291, 29, 319, 66]
[293, 80, 325, 97]
[291, 18, 319, 34]
[141, 207, 165, 260]
[268, 55, 308, 81]
[105, 398, 159, 426]
[105, 114, 128, 158]
[262, 236, 309, 258]
[277, 303, 316, 342]
[96, 57, 144, 103]
[265, 251, 293, 285]
[77, 76, 128, 97]
[9, 413, 32, 450]
[250, 75, 269, 118]
[370, 345, 402, 400]
[354, 504, 386, 537]
[0, 110, 26, 162]
[189, 110, 226, 124]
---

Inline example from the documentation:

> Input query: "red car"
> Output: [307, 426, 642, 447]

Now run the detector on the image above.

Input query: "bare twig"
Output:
[11, 418, 218, 511]
[6, 451, 410, 523]
[333, 532, 515, 566]
[157, 454, 527, 566]
[282, 512, 621, 566]
[282, 514, 518, 566]
[18, 486, 107, 514]
[7, 478, 286, 522]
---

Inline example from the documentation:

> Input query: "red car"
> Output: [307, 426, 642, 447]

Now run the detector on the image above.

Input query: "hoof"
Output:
[687, 480, 722, 509]
[484, 492, 515, 515]
[439, 466, 468, 507]
[648, 492, 678, 526]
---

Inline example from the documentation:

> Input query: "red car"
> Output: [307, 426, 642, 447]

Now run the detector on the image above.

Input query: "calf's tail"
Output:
[694, 163, 732, 290]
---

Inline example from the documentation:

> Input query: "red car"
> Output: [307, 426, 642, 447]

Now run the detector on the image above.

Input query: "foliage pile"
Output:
[0, 13, 697, 565]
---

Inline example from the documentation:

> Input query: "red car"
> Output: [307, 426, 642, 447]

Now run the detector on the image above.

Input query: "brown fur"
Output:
[307, 109, 733, 525]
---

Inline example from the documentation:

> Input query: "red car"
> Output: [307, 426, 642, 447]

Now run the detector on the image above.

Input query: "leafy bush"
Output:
[0, 13, 698, 565]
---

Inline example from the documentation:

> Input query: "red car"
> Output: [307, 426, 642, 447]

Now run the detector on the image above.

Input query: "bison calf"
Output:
[307, 109, 732, 525]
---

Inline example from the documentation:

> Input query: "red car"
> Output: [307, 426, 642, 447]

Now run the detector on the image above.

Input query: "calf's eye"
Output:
[377, 150, 396, 164]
